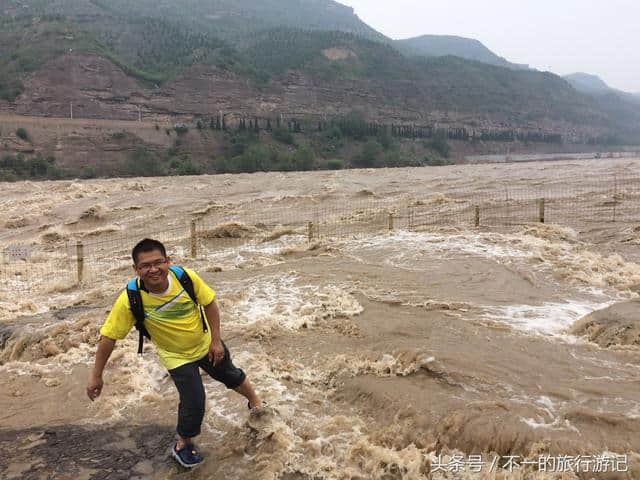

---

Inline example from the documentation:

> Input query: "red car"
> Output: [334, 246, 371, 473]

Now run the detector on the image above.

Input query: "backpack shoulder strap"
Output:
[169, 265, 197, 303]
[169, 265, 208, 333]
[126, 277, 150, 355]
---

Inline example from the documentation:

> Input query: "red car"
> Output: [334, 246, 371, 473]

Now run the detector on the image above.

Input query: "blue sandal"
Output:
[172, 443, 204, 468]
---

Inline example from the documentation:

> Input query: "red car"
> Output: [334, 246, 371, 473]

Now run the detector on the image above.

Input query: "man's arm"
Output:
[203, 301, 224, 366]
[87, 335, 116, 401]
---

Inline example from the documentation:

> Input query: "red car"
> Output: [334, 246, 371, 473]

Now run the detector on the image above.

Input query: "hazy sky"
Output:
[338, 0, 639, 93]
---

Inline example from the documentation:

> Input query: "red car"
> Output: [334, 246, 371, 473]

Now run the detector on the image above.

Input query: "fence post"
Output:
[307, 221, 314, 242]
[191, 221, 197, 258]
[538, 198, 545, 223]
[76, 241, 84, 285]
[474, 205, 480, 227]
[388, 212, 394, 231]
[307, 222, 313, 243]
[613, 174, 617, 222]
[408, 205, 414, 231]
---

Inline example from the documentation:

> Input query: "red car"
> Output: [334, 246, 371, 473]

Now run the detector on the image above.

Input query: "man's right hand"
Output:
[87, 375, 103, 401]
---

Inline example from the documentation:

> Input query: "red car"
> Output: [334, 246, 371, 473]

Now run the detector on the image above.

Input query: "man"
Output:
[87, 238, 264, 468]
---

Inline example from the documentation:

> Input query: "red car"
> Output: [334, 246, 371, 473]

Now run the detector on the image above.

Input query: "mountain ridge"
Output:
[564, 72, 612, 93]
[0, 0, 638, 146]
[394, 34, 529, 70]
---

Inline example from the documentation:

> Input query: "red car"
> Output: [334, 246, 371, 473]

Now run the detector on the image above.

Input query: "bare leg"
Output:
[232, 378, 262, 408]
[176, 434, 193, 450]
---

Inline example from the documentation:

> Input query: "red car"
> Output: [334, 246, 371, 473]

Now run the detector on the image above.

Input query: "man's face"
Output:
[133, 249, 171, 291]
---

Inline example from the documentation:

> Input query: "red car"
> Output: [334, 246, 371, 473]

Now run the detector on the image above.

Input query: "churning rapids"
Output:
[1, 158, 639, 479]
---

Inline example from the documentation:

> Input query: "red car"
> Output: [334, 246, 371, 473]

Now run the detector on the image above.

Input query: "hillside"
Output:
[0, 0, 386, 43]
[394, 35, 528, 70]
[564, 73, 612, 94]
[1, 0, 640, 181]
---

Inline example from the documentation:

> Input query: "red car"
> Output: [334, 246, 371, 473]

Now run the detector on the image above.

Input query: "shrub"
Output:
[122, 148, 166, 177]
[351, 139, 382, 168]
[376, 127, 393, 150]
[327, 159, 344, 170]
[429, 131, 451, 158]
[173, 123, 188, 135]
[228, 131, 257, 157]
[172, 156, 202, 176]
[325, 124, 343, 140]
[381, 151, 403, 167]
[214, 157, 231, 174]
[223, 143, 269, 174]
[80, 166, 97, 179]
[272, 126, 294, 145]
[16, 127, 29, 141]
[293, 144, 315, 171]
[424, 156, 452, 166]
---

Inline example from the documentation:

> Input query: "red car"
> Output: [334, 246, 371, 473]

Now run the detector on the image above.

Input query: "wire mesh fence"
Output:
[2, 174, 639, 294]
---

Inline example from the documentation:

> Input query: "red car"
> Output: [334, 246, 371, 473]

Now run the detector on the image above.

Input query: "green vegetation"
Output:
[293, 144, 315, 171]
[0, 153, 73, 181]
[2, 4, 639, 139]
[272, 126, 294, 145]
[1, 0, 638, 172]
[169, 155, 202, 176]
[424, 156, 453, 167]
[326, 159, 344, 170]
[16, 128, 30, 141]
[121, 147, 166, 177]
[173, 124, 189, 135]
[244, 28, 410, 83]
[428, 131, 451, 158]
[0, 17, 99, 100]
[83, 0, 386, 44]
[394, 35, 525, 70]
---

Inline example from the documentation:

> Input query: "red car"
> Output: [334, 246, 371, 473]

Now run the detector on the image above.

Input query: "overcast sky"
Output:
[338, 0, 639, 93]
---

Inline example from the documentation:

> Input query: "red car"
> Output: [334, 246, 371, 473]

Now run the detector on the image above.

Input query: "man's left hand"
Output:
[208, 339, 224, 366]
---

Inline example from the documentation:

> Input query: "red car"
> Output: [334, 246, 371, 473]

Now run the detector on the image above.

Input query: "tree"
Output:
[376, 126, 392, 150]
[272, 126, 294, 145]
[351, 140, 381, 168]
[123, 148, 166, 176]
[430, 131, 451, 158]
[294, 144, 315, 171]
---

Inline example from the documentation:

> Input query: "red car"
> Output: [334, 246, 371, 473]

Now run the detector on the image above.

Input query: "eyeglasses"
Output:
[136, 259, 168, 272]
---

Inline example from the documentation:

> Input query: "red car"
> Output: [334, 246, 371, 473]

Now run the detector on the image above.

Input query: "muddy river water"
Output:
[1, 158, 639, 479]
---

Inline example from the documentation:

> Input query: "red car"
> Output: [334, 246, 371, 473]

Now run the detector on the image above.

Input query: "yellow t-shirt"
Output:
[100, 267, 215, 370]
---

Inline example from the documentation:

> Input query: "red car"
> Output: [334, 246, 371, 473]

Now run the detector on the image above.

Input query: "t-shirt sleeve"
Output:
[185, 268, 216, 306]
[100, 290, 136, 340]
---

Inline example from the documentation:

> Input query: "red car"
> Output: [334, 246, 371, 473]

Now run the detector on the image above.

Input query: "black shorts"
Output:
[168, 341, 246, 438]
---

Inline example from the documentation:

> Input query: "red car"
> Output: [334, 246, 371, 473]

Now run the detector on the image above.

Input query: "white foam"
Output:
[341, 231, 533, 271]
[202, 234, 308, 269]
[521, 416, 580, 434]
[482, 300, 613, 336]
[220, 274, 362, 331]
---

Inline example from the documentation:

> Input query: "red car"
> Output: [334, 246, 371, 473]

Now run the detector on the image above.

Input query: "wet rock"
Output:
[0, 424, 173, 479]
[133, 460, 153, 475]
[0, 323, 15, 351]
[571, 300, 640, 348]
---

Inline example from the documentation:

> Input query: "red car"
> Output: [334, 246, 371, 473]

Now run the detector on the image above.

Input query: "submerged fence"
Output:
[2, 174, 639, 293]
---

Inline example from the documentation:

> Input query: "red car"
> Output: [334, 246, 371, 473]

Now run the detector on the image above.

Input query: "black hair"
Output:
[132, 238, 167, 264]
